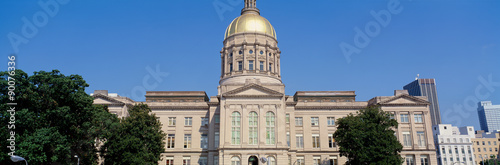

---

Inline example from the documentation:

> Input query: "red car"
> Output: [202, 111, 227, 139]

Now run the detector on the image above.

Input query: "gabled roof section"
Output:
[222, 83, 283, 98]
[370, 93, 429, 106]
[93, 93, 129, 105]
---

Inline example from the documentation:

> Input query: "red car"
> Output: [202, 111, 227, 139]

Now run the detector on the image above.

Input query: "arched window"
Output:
[249, 112, 258, 145]
[266, 112, 275, 144]
[231, 156, 241, 165]
[231, 112, 241, 145]
[267, 156, 276, 165]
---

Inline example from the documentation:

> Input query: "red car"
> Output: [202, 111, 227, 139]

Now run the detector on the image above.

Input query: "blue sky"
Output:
[1, 0, 499, 129]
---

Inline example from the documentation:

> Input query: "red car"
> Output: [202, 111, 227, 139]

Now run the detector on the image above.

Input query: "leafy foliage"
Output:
[480, 157, 500, 165]
[101, 104, 166, 165]
[333, 106, 404, 165]
[0, 70, 118, 164]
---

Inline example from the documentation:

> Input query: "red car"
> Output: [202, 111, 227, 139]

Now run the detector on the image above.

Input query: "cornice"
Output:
[294, 106, 366, 110]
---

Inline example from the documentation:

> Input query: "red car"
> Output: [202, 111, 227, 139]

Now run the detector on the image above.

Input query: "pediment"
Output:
[379, 94, 429, 105]
[93, 94, 125, 105]
[223, 83, 283, 97]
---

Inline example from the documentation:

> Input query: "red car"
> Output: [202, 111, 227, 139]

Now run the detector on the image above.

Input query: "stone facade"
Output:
[92, 0, 437, 164]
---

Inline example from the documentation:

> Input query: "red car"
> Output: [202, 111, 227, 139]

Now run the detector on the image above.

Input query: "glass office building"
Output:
[404, 78, 442, 126]
[478, 101, 500, 132]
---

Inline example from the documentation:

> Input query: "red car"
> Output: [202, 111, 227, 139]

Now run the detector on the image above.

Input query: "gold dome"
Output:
[224, 13, 276, 39]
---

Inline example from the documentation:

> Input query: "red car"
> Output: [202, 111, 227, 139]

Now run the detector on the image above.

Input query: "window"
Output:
[249, 50, 253, 54]
[269, 63, 272, 71]
[455, 147, 458, 154]
[401, 114, 409, 123]
[167, 134, 175, 148]
[184, 134, 191, 148]
[329, 133, 336, 148]
[495, 141, 497, 145]
[269, 53, 272, 56]
[286, 114, 290, 123]
[214, 132, 219, 148]
[231, 112, 241, 145]
[389, 112, 395, 119]
[214, 156, 219, 165]
[238, 61, 242, 71]
[201, 134, 208, 149]
[329, 156, 338, 165]
[441, 147, 445, 154]
[468, 146, 471, 153]
[311, 117, 319, 126]
[403, 131, 412, 147]
[183, 156, 191, 165]
[286, 132, 290, 147]
[249, 60, 254, 70]
[215, 115, 220, 124]
[229, 52, 233, 57]
[239, 50, 242, 54]
[483, 141, 485, 145]
[260, 61, 264, 70]
[296, 134, 304, 148]
[199, 157, 207, 165]
[414, 114, 423, 123]
[266, 112, 276, 144]
[462, 147, 465, 153]
[260, 50, 264, 55]
[420, 155, 429, 165]
[489, 141, 491, 145]
[327, 117, 335, 126]
[168, 117, 176, 126]
[312, 134, 320, 148]
[267, 156, 276, 165]
[229, 63, 233, 71]
[231, 156, 240, 165]
[417, 131, 425, 147]
[313, 156, 321, 165]
[201, 117, 208, 126]
[296, 156, 304, 165]
[249, 112, 258, 145]
[185, 117, 192, 126]
[405, 155, 414, 165]
[295, 117, 303, 126]
[166, 156, 174, 165]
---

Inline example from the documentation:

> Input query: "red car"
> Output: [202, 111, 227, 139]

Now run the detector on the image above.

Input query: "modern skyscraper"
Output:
[404, 78, 442, 125]
[478, 101, 500, 132]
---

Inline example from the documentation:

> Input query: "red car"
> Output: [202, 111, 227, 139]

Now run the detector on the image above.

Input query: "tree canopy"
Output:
[333, 106, 404, 165]
[0, 70, 119, 164]
[101, 104, 166, 165]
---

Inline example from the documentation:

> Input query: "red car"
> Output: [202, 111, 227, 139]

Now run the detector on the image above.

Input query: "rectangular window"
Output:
[296, 134, 304, 148]
[389, 112, 395, 119]
[184, 134, 191, 148]
[489, 141, 491, 145]
[249, 112, 258, 145]
[312, 134, 320, 148]
[260, 61, 264, 70]
[215, 115, 220, 124]
[286, 114, 290, 123]
[166, 157, 174, 165]
[269, 63, 272, 71]
[201, 117, 209, 126]
[417, 131, 426, 147]
[249, 60, 254, 70]
[295, 117, 303, 126]
[311, 117, 319, 126]
[296, 156, 304, 165]
[286, 132, 290, 147]
[327, 117, 335, 126]
[167, 134, 175, 148]
[214, 156, 219, 165]
[403, 131, 412, 147]
[329, 156, 338, 165]
[414, 114, 423, 123]
[201, 134, 208, 149]
[420, 155, 429, 165]
[238, 61, 242, 71]
[229, 63, 233, 72]
[183, 156, 191, 165]
[405, 155, 414, 165]
[214, 132, 219, 148]
[401, 114, 409, 123]
[313, 156, 321, 165]
[199, 157, 207, 165]
[184, 117, 192, 126]
[329, 133, 336, 148]
[168, 117, 176, 126]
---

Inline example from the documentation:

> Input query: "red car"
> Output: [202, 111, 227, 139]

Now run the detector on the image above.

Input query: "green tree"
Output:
[479, 155, 499, 165]
[333, 106, 404, 165]
[0, 70, 119, 164]
[101, 104, 166, 165]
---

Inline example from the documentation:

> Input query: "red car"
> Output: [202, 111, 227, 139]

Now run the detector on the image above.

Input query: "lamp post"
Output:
[10, 155, 28, 165]
[74, 155, 79, 165]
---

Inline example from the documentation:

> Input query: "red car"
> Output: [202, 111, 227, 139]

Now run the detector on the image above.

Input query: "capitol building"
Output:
[93, 0, 437, 164]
